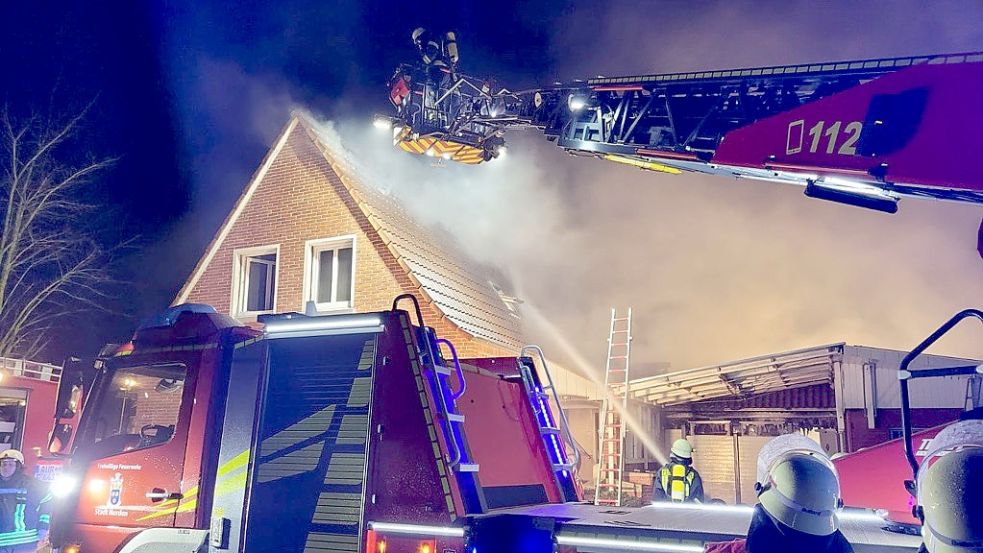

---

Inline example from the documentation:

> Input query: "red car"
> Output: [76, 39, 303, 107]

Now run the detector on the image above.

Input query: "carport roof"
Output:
[626, 343, 844, 406]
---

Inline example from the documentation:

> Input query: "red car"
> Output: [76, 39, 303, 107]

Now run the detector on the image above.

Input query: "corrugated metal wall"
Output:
[840, 346, 979, 409]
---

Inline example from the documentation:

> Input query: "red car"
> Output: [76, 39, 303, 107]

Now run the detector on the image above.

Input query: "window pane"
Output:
[336, 247, 353, 302]
[0, 389, 27, 453]
[247, 260, 270, 312]
[84, 364, 187, 458]
[316, 250, 334, 304]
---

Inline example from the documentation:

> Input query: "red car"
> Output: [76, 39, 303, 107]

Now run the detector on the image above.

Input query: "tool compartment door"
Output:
[243, 331, 377, 553]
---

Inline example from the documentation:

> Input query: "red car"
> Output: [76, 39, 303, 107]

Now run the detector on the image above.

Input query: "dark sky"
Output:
[2, 1, 983, 366]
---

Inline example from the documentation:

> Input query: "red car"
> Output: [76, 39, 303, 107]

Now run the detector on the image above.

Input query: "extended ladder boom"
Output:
[381, 42, 983, 215]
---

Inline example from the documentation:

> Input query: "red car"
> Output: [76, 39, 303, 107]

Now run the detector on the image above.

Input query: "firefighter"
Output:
[913, 420, 983, 553]
[704, 434, 853, 553]
[0, 450, 50, 552]
[654, 438, 704, 503]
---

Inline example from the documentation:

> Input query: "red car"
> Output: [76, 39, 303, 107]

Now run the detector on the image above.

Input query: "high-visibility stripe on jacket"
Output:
[660, 462, 697, 502]
[0, 473, 49, 547]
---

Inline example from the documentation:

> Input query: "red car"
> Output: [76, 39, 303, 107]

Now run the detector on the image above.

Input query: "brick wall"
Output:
[178, 119, 519, 366]
[844, 408, 962, 452]
[127, 374, 183, 433]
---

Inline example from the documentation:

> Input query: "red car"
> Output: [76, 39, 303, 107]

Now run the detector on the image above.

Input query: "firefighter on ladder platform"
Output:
[655, 439, 705, 503]
[409, 27, 460, 129]
[704, 435, 854, 553]
[0, 450, 51, 553]
[913, 420, 983, 553]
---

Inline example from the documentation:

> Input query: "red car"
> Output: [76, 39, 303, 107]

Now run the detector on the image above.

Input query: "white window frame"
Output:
[302, 235, 356, 313]
[231, 244, 280, 319]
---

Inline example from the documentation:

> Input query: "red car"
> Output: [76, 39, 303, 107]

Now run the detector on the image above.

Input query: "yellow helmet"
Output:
[0, 449, 24, 464]
[671, 438, 694, 459]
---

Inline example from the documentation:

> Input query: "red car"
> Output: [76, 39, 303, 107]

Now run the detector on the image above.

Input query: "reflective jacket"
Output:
[0, 472, 50, 548]
[656, 461, 704, 503]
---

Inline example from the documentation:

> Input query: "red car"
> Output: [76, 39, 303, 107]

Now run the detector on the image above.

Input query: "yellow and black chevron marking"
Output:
[401, 315, 457, 520]
[137, 449, 251, 522]
[395, 129, 486, 165]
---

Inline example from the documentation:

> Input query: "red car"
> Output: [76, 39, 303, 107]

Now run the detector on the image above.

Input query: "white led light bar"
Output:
[264, 315, 384, 335]
[647, 502, 755, 515]
[646, 501, 884, 524]
[836, 510, 887, 524]
[556, 535, 703, 552]
[368, 522, 465, 537]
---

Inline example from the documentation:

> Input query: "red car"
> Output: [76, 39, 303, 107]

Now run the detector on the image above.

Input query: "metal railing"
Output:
[588, 51, 983, 86]
[0, 357, 62, 383]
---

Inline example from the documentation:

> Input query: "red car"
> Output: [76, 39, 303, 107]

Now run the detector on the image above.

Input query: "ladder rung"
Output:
[457, 463, 480, 472]
[541, 427, 561, 434]
[552, 463, 575, 471]
[446, 413, 465, 423]
[435, 366, 453, 375]
[612, 317, 631, 322]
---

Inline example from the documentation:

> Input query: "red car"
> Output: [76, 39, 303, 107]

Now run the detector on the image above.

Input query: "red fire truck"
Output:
[0, 356, 60, 479]
[44, 296, 919, 553]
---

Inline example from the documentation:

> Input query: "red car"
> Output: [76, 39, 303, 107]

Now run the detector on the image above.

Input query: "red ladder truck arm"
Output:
[381, 48, 983, 216]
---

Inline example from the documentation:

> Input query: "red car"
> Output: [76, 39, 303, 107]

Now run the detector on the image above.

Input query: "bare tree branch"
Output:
[0, 106, 118, 359]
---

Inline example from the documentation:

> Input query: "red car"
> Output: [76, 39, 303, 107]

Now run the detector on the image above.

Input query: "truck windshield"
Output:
[78, 363, 187, 459]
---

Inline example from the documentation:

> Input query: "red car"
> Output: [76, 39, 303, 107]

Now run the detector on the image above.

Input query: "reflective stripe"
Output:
[15, 504, 24, 532]
[0, 489, 27, 495]
[0, 529, 38, 546]
[37, 515, 49, 524]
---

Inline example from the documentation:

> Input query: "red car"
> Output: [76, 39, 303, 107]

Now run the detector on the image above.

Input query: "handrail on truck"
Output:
[521, 345, 581, 471]
[437, 338, 467, 400]
[899, 308, 983, 480]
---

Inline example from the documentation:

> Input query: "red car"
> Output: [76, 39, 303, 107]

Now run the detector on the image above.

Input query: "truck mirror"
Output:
[48, 423, 73, 454]
[55, 357, 89, 418]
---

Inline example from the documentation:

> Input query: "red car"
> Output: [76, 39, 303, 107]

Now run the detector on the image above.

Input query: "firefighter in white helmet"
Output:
[0, 449, 51, 552]
[914, 419, 983, 553]
[704, 434, 854, 553]
[654, 438, 704, 503]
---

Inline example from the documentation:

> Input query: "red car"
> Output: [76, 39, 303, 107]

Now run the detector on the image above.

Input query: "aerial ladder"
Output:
[378, 35, 983, 219]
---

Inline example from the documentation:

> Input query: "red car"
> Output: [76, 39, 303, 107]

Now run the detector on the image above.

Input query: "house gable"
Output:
[174, 115, 598, 394]
[176, 117, 410, 317]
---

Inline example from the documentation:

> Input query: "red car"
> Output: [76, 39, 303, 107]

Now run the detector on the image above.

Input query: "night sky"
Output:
[3, 2, 983, 369]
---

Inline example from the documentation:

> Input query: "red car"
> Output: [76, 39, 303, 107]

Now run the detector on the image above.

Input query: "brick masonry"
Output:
[177, 118, 517, 361]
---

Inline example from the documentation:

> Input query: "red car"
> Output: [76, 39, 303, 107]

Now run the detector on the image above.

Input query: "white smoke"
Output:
[304, 114, 983, 379]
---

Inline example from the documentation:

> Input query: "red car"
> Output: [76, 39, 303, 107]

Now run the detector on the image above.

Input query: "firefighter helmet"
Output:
[755, 434, 841, 536]
[671, 438, 693, 459]
[916, 420, 983, 553]
[758, 452, 841, 536]
[411, 27, 426, 43]
[0, 449, 24, 464]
